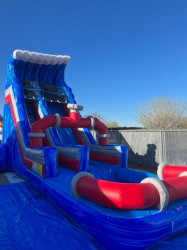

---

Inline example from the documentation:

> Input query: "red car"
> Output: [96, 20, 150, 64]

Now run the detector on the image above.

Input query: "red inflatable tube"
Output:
[30, 113, 108, 148]
[163, 176, 187, 202]
[90, 152, 121, 165]
[58, 156, 80, 172]
[76, 176, 160, 210]
[163, 165, 187, 179]
[74, 175, 187, 210]
[158, 163, 187, 179]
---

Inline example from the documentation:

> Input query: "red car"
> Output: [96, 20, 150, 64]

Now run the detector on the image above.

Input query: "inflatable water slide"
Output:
[0, 50, 187, 249]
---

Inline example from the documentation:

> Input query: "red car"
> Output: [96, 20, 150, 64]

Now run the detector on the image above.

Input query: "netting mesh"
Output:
[22, 80, 68, 103]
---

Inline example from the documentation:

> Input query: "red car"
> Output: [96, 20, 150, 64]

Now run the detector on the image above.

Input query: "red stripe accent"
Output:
[58, 155, 79, 172]
[5, 94, 17, 126]
[73, 128, 85, 145]
[90, 152, 121, 165]
[42, 164, 46, 178]
[27, 99, 41, 121]
[5, 93, 46, 177]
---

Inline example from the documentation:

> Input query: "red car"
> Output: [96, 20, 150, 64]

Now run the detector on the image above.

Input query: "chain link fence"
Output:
[93, 129, 187, 170]
[163, 130, 187, 166]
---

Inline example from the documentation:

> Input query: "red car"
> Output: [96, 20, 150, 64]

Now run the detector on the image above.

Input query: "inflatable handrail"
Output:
[71, 172, 187, 210]
[30, 104, 108, 148]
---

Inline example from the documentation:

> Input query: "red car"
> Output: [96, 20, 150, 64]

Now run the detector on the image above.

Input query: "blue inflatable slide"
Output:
[0, 50, 187, 249]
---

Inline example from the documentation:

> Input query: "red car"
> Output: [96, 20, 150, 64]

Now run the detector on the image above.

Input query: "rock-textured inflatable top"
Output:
[13, 50, 71, 65]
[6, 50, 73, 89]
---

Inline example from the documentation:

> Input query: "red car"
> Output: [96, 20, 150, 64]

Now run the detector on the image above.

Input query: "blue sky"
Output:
[0, 0, 187, 126]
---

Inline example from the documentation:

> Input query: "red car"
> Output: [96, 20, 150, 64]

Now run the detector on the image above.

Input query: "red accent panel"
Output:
[73, 128, 85, 145]
[163, 176, 187, 202]
[5, 94, 17, 126]
[77, 176, 160, 210]
[163, 165, 187, 179]
[5, 95, 32, 168]
[6, 94, 46, 177]
[58, 156, 79, 172]
[42, 164, 46, 178]
[28, 99, 41, 121]
[90, 152, 121, 165]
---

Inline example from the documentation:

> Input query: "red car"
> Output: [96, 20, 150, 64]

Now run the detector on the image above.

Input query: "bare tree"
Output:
[83, 113, 106, 124]
[135, 97, 187, 129]
[106, 121, 119, 128]
[83, 113, 119, 128]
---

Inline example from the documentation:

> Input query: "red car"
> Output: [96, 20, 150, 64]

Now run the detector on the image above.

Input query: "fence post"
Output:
[160, 130, 166, 163]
